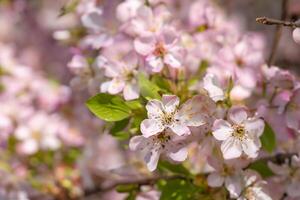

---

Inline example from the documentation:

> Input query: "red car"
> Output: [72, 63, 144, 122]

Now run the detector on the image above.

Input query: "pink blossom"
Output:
[141, 94, 215, 137]
[212, 106, 265, 159]
[203, 73, 225, 102]
[129, 129, 188, 171]
[293, 28, 300, 44]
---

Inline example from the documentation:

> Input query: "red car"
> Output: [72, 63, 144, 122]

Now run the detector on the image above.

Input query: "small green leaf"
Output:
[152, 75, 172, 93]
[116, 184, 139, 193]
[157, 179, 200, 200]
[86, 93, 131, 122]
[138, 73, 161, 100]
[248, 160, 274, 178]
[260, 123, 276, 153]
[125, 100, 143, 110]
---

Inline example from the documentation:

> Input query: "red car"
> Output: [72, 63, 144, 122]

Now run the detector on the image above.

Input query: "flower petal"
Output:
[241, 138, 260, 158]
[162, 95, 179, 113]
[244, 118, 265, 137]
[144, 146, 161, 171]
[203, 73, 225, 102]
[141, 119, 164, 137]
[146, 55, 164, 72]
[167, 147, 188, 162]
[207, 172, 224, 187]
[164, 53, 181, 68]
[212, 119, 233, 141]
[221, 137, 242, 159]
[228, 106, 248, 124]
[124, 83, 139, 100]
[225, 175, 243, 198]
[170, 123, 190, 136]
[134, 36, 156, 56]
[129, 135, 145, 151]
[108, 79, 125, 94]
[146, 99, 164, 119]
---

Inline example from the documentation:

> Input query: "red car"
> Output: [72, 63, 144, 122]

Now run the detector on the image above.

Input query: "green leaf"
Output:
[157, 179, 200, 200]
[59, 0, 80, 17]
[248, 160, 274, 178]
[138, 73, 161, 100]
[116, 184, 139, 193]
[152, 75, 172, 93]
[158, 160, 191, 177]
[86, 93, 132, 122]
[125, 100, 143, 110]
[111, 119, 130, 134]
[260, 123, 276, 153]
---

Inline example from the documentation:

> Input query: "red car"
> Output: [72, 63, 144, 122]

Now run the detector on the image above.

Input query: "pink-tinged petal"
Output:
[184, 113, 207, 127]
[170, 123, 191, 136]
[273, 90, 292, 114]
[285, 110, 300, 130]
[225, 175, 242, 198]
[81, 9, 103, 31]
[100, 81, 111, 93]
[136, 5, 153, 26]
[146, 99, 164, 119]
[15, 126, 31, 140]
[124, 83, 139, 100]
[167, 147, 188, 162]
[241, 138, 260, 158]
[146, 55, 164, 72]
[123, 51, 138, 71]
[134, 36, 156, 56]
[221, 137, 242, 159]
[230, 85, 252, 101]
[207, 172, 224, 187]
[212, 119, 233, 141]
[129, 135, 145, 151]
[162, 95, 179, 113]
[144, 146, 161, 171]
[164, 53, 181, 68]
[141, 119, 164, 137]
[293, 28, 300, 44]
[108, 79, 126, 94]
[244, 118, 265, 137]
[228, 106, 248, 124]
[104, 61, 123, 78]
[203, 73, 225, 102]
[161, 28, 178, 47]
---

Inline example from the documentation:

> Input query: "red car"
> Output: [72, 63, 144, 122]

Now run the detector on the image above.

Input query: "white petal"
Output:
[225, 175, 242, 198]
[144, 146, 161, 171]
[124, 83, 139, 100]
[146, 100, 164, 119]
[164, 53, 181, 68]
[293, 28, 300, 44]
[146, 55, 164, 72]
[221, 137, 242, 159]
[244, 118, 265, 137]
[167, 147, 188, 162]
[129, 135, 145, 151]
[108, 79, 125, 94]
[212, 119, 233, 141]
[207, 172, 225, 187]
[170, 123, 190, 136]
[81, 9, 103, 31]
[134, 36, 156, 56]
[141, 119, 164, 137]
[18, 139, 38, 155]
[203, 73, 225, 102]
[228, 106, 248, 124]
[241, 138, 260, 158]
[287, 182, 300, 197]
[162, 95, 179, 113]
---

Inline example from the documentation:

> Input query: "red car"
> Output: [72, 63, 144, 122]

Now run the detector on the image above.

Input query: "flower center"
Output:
[155, 132, 171, 148]
[232, 124, 245, 140]
[235, 57, 244, 68]
[244, 187, 256, 200]
[153, 42, 166, 57]
[161, 112, 175, 126]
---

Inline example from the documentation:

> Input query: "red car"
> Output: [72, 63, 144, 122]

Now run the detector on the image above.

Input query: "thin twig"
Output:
[84, 175, 186, 197]
[256, 17, 300, 28]
[267, 0, 289, 66]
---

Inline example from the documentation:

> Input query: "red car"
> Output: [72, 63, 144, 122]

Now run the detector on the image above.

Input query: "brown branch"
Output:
[266, 0, 289, 66]
[84, 175, 186, 197]
[256, 17, 300, 28]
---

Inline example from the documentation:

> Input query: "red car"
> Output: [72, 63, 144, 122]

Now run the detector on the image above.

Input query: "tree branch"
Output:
[264, 0, 289, 66]
[256, 17, 300, 28]
[84, 175, 186, 197]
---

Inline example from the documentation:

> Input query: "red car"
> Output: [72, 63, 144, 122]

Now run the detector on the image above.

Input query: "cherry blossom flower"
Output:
[225, 170, 271, 200]
[269, 155, 300, 198]
[129, 129, 188, 171]
[14, 112, 62, 155]
[212, 106, 265, 159]
[100, 52, 139, 100]
[141, 94, 215, 137]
